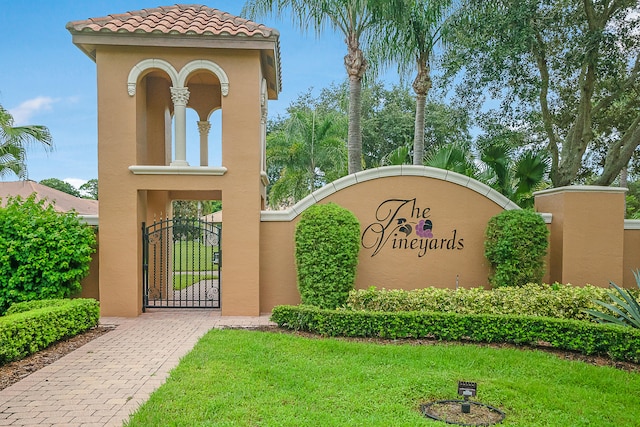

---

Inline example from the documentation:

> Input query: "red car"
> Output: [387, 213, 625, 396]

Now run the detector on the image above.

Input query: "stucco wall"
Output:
[79, 175, 635, 314]
[534, 186, 626, 287]
[624, 222, 640, 288]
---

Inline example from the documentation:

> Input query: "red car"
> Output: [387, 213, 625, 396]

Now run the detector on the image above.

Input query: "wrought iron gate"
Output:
[142, 217, 221, 310]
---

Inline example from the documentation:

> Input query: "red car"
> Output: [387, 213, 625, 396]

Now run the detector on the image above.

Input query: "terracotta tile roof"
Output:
[66, 4, 278, 39]
[0, 181, 98, 216]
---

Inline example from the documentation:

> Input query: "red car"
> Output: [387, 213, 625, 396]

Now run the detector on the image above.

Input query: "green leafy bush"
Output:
[484, 209, 548, 287]
[295, 203, 360, 309]
[271, 305, 640, 363]
[0, 196, 96, 314]
[0, 298, 100, 364]
[345, 284, 610, 321]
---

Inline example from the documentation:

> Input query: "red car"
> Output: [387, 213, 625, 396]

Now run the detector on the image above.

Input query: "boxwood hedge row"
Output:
[5, 298, 73, 315]
[270, 305, 640, 363]
[0, 298, 100, 364]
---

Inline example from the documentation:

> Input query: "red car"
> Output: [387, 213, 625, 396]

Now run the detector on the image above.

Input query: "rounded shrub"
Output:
[0, 196, 96, 314]
[295, 202, 360, 309]
[484, 209, 548, 287]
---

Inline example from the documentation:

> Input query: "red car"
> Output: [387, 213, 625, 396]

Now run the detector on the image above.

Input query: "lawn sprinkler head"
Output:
[458, 381, 477, 414]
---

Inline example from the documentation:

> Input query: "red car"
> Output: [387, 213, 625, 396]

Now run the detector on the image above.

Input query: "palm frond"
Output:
[586, 273, 640, 329]
[513, 150, 549, 195]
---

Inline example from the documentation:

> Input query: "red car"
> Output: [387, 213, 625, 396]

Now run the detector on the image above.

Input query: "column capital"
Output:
[170, 87, 190, 106]
[197, 120, 211, 135]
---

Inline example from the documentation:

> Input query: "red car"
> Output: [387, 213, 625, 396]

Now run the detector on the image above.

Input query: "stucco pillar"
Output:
[534, 186, 627, 287]
[170, 87, 190, 167]
[198, 120, 211, 166]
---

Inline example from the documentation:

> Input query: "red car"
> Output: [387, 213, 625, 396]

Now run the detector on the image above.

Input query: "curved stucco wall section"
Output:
[261, 165, 520, 221]
[258, 165, 519, 310]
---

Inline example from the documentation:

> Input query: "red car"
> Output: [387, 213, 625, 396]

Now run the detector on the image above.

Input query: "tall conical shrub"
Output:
[295, 203, 360, 308]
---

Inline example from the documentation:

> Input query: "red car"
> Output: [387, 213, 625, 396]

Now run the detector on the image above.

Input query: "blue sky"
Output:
[0, 1, 380, 188]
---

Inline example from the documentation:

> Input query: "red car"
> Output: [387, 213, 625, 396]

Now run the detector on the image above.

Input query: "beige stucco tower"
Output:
[67, 5, 280, 316]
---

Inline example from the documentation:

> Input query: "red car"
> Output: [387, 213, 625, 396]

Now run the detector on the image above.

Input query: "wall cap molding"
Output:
[625, 219, 640, 230]
[261, 166, 517, 222]
[79, 215, 99, 226]
[534, 185, 628, 197]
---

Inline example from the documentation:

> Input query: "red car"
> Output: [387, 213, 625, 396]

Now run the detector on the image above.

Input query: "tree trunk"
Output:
[413, 94, 426, 165]
[594, 116, 640, 186]
[412, 55, 431, 165]
[344, 31, 367, 174]
[347, 76, 363, 174]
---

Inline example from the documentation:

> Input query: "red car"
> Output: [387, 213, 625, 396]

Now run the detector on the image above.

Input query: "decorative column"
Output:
[260, 83, 268, 175]
[170, 87, 190, 166]
[198, 120, 211, 167]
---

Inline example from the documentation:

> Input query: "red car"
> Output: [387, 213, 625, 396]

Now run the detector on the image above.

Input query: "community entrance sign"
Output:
[142, 217, 221, 309]
[68, 6, 638, 318]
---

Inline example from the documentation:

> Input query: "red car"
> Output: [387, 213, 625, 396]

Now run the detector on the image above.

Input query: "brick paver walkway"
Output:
[0, 310, 274, 426]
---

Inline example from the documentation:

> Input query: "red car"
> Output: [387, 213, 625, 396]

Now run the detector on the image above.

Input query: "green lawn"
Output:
[125, 329, 640, 426]
[172, 274, 218, 290]
[173, 241, 219, 272]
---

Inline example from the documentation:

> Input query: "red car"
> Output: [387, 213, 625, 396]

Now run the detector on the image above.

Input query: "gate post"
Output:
[534, 186, 626, 287]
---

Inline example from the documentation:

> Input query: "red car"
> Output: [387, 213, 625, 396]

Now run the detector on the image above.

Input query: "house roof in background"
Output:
[0, 181, 98, 216]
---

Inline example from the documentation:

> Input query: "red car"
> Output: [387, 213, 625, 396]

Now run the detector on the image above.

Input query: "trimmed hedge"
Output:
[5, 298, 72, 315]
[485, 209, 548, 287]
[270, 305, 640, 363]
[295, 203, 361, 309]
[345, 284, 611, 321]
[0, 298, 100, 364]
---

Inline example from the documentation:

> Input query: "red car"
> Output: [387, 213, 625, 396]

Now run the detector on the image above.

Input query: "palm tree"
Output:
[266, 108, 347, 207]
[369, 0, 456, 165]
[0, 104, 52, 179]
[382, 144, 412, 166]
[425, 141, 550, 207]
[424, 142, 477, 176]
[242, 0, 403, 175]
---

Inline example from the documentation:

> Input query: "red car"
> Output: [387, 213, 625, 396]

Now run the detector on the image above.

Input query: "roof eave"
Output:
[70, 30, 279, 49]
[68, 31, 282, 94]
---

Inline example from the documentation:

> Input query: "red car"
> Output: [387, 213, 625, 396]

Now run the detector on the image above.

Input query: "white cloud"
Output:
[63, 178, 87, 190]
[9, 97, 56, 125]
